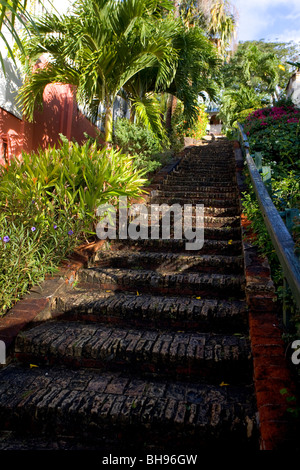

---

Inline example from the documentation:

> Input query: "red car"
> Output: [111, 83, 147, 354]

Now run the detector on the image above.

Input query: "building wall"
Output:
[286, 71, 300, 107]
[0, 82, 101, 164]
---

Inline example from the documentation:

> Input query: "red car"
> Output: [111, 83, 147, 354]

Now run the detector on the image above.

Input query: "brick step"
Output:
[153, 190, 238, 199]
[92, 250, 244, 274]
[165, 177, 236, 187]
[77, 267, 245, 299]
[146, 204, 239, 217]
[0, 432, 107, 451]
[14, 322, 252, 382]
[0, 364, 258, 451]
[109, 238, 242, 255]
[181, 153, 233, 160]
[201, 215, 241, 228]
[160, 183, 237, 193]
[176, 169, 234, 176]
[113, 222, 241, 240]
[170, 172, 235, 181]
[181, 159, 234, 166]
[52, 290, 248, 333]
[122, 213, 241, 229]
[150, 196, 239, 208]
[167, 169, 235, 177]
[177, 163, 235, 172]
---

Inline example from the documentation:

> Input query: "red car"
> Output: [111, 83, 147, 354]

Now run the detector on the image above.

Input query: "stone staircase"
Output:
[0, 139, 259, 451]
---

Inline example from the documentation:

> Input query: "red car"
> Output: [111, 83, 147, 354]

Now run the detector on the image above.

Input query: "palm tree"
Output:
[0, 0, 35, 71]
[208, 0, 236, 58]
[19, 0, 178, 142]
[164, 0, 222, 130]
[167, 24, 220, 123]
[19, 0, 220, 142]
[175, 1, 237, 58]
[219, 86, 262, 128]
[222, 43, 281, 98]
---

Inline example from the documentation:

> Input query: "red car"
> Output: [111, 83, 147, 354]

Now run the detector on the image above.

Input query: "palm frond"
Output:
[131, 93, 167, 139]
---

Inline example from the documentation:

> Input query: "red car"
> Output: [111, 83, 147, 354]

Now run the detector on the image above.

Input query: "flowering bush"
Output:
[241, 100, 300, 331]
[243, 102, 300, 168]
[0, 213, 80, 314]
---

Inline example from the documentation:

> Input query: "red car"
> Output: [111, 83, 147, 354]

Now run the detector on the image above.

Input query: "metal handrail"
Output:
[237, 122, 300, 311]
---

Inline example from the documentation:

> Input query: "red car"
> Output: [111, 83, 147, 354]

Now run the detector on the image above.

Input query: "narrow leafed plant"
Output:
[0, 136, 148, 315]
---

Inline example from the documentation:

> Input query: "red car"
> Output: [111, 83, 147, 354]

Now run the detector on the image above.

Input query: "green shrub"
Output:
[0, 136, 147, 315]
[242, 189, 282, 279]
[113, 118, 171, 175]
[0, 212, 81, 314]
[171, 102, 209, 144]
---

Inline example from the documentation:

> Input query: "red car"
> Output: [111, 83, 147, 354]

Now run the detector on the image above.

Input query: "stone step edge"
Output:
[50, 290, 248, 333]
[0, 154, 185, 360]
[14, 321, 253, 381]
[77, 268, 245, 296]
[0, 364, 258, 448]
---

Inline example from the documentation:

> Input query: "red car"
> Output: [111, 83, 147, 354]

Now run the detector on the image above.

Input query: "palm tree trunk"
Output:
[165, 94, 173, 131]
[165, 1, 180, 132]
[105, 103, 113, 143]
[130, 105, 136, 123]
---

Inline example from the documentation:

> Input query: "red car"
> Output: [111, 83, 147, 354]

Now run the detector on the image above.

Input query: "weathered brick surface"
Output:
[77, 267, 245, 298]
[0, 139, 264, 451]
[0, 364, 258, 449]
[93, 251, 243, 273]
[52, 291, 248, 332]
[14, 321, 252, 381]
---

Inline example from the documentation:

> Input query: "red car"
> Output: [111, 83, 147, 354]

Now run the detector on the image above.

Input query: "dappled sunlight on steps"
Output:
[0, 139, 260, 451]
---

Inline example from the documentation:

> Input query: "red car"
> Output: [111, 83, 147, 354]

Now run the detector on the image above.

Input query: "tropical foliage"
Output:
[0, 135, 147, 314]
[0, 0, 35, 70]
[18, 0, 178, 141]
[166, 24, 220, 123]
[172, 101, 209, 143]
[241, 98, 300, 328]
[219, 40, 299, 131]
[219, 86, 261, 129]
[176, 0, 237, 58]
[113, 118, 172, 175]
[17, 0, 221, 142]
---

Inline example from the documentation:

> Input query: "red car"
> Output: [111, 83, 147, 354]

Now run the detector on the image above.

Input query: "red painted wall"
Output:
[0, 81, 101, 165]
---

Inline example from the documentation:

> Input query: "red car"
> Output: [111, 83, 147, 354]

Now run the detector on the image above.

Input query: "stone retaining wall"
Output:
[234, 141, 299, 450]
